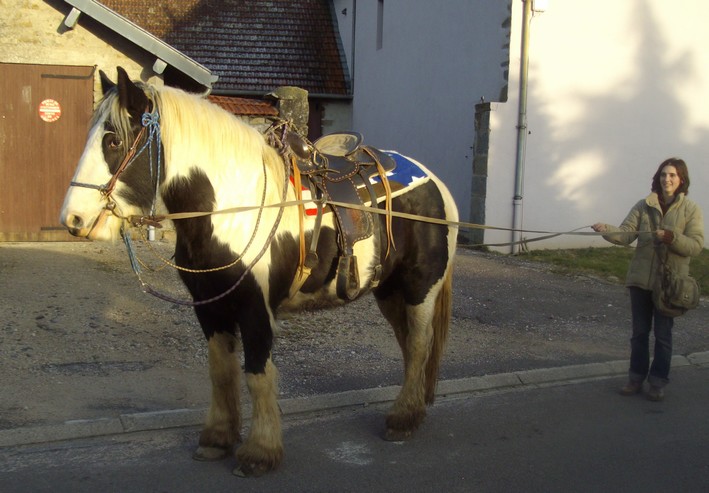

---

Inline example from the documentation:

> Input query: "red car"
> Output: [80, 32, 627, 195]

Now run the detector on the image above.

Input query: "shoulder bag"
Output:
[652, 247, 700, 317]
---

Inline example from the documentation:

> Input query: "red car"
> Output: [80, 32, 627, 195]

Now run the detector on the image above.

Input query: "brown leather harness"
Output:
[267, 121, 396, 300]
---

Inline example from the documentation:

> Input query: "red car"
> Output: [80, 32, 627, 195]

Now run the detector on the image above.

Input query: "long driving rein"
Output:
[69, 102, 626, 306]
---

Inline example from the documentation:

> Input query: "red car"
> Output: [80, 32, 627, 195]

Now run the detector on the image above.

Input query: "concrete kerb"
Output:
[2, 352, 708, 448]
[687, 351, 709, 366]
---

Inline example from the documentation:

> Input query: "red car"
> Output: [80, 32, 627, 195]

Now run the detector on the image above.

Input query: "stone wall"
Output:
[1, 0, 159, 103]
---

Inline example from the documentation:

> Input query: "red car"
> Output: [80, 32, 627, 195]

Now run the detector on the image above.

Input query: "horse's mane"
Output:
[93, 82, 285, 188]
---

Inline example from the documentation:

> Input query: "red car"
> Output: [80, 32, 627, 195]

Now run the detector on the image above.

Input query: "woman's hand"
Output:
[655, 229, 674, 244]
[592, 223, 607, 233]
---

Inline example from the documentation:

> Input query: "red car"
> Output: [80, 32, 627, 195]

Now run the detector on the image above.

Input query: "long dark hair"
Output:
[651, 157, 690, 196]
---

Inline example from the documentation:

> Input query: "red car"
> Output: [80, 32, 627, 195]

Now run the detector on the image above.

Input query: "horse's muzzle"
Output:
[62, 212, 91, 238]
[61, 210, 111, 240]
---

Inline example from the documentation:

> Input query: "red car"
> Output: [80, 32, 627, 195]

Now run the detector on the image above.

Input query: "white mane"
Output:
[151, 85, 299, 261]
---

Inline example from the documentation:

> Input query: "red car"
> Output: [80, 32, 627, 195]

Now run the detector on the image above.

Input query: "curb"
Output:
[2, 352, 708, 448]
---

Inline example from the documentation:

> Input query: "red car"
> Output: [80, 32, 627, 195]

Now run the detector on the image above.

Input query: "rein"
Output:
[133, 198, 655, 250]
[131, 198, 615, 243]
[79, 105, 644, 306]
[123, 146, 291, 307]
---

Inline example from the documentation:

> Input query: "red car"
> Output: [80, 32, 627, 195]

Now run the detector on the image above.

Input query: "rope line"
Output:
[126, 196, 646, 242]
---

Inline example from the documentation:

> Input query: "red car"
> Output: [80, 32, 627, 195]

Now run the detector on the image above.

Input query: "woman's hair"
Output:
[651, 157, 690, 196]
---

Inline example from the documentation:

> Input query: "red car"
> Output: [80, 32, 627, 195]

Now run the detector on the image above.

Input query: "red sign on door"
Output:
[39, 99, 62, 122]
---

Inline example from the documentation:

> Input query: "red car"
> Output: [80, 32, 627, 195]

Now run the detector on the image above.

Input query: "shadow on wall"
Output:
[520, 0, 709, 246]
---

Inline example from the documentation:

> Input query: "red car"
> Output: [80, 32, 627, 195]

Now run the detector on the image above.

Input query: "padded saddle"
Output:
[289, 131, 395, 183]
[284, 130, 397, 299]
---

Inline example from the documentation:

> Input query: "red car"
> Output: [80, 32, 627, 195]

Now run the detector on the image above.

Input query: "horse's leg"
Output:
[234, 356, 282, 477]
[376, 269, 453, 441]
[233, 309, 283, 477]
[376, 291, 409, 365]
[194, 331, 242, 461]
[383, 298, 433, 441]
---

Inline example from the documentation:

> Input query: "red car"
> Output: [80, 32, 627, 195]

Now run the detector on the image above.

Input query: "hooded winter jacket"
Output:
[600, 192, 704, 290]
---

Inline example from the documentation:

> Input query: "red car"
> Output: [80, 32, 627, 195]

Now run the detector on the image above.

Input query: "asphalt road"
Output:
[1, 363, 707, 493]
[2, 243, 708, 491]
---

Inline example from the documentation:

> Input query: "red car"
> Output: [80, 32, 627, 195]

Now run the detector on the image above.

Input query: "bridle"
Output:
[70, 106, 162, 228]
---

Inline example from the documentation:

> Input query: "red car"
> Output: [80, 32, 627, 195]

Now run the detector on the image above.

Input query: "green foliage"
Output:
[518, 247, 709, 296]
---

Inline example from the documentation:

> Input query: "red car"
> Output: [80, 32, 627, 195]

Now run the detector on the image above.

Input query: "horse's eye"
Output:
[108, 136, 123, 149]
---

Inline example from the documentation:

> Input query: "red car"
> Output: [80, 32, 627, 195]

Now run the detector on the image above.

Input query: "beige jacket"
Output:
[600, 193, 704, 290]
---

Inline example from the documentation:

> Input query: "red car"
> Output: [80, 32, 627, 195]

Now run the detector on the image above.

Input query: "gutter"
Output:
[62, 0, 218, 91]
[210, 89, 353, 100]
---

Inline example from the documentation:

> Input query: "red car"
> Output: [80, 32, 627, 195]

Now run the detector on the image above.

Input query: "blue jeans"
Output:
[628, 287, 674, 388]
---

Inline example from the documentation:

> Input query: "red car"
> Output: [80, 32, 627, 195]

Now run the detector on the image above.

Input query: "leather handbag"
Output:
[653, 249, 700, 317]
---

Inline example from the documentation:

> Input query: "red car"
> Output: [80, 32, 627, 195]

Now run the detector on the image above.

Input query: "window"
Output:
[376, 0, 384, 50]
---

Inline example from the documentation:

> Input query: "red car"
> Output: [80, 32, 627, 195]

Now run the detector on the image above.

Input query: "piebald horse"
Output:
[60, 68, 458, 476]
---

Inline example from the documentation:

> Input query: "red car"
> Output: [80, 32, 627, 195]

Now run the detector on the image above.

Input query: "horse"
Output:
[60, 67, 458, 476]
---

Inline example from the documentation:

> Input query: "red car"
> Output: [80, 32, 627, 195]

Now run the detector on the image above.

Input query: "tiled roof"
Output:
[208, 95, 278, 116]
[99, 0, 350, 96]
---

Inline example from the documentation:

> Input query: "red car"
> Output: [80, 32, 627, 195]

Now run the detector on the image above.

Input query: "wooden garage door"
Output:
[0, 63, 94, 241]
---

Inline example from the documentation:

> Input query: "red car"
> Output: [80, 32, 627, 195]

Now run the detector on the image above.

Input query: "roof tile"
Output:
[208, 95, 278, 116]
[99, 0, 350, 95]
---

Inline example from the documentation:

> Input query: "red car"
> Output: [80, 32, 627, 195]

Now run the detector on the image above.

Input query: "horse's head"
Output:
[60, 67, 164, 241]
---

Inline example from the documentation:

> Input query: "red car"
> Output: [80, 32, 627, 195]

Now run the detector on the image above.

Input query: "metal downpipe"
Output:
[511, 0, 532, 254]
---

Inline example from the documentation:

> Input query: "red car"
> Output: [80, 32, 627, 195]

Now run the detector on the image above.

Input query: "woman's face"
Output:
[659, 165, 681, 198]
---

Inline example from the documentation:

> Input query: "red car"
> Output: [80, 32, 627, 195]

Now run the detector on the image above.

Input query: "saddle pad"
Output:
[368, 151, 430, 202]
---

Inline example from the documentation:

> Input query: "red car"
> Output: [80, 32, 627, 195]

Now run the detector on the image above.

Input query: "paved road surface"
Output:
[1, 363, 707, 493]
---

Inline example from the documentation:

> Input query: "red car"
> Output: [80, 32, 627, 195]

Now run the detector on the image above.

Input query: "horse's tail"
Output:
[424, 264, 453, 404]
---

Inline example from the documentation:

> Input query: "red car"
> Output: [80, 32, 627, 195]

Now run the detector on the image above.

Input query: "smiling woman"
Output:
[654, 160, 688, 205]
[592, 157, 704, 402]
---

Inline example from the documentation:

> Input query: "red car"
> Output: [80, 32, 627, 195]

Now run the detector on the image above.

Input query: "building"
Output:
[0, 0, 351, 240]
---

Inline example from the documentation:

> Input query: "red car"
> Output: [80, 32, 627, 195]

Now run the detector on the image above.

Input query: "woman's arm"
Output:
[669, 201, 705, 257]
[594, 200, 644, 246]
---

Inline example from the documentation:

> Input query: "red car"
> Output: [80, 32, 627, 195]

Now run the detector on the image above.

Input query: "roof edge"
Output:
[210, 88, 353, 100]
[62, 0, 218, 90]
[327, 0, 352, 95]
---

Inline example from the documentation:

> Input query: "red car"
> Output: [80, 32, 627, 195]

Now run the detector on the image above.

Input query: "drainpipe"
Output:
[511, 0, 533, 254]
[351, 0, 357, 94]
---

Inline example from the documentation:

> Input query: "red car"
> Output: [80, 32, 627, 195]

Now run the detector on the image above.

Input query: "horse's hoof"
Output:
[233, 462, 268, 478]
[384, 428, 413, 442]
[193, 445, 230, 461]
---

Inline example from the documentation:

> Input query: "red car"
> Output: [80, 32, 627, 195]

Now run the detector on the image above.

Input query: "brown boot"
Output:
[646, 386, 665, 402]
[619, 380, 642, 396]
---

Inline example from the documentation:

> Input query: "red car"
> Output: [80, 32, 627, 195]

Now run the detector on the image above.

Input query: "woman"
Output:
[592, 158, 704, 401]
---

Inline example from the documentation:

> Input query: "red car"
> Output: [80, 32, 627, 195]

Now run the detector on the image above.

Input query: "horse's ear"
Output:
[116, 66, 149, 120]
[99, 70, 115, 95]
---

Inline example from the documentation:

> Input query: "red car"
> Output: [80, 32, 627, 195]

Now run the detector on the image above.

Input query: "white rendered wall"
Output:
[486, 0, 709, 250]
[333, 0, 512, 221]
